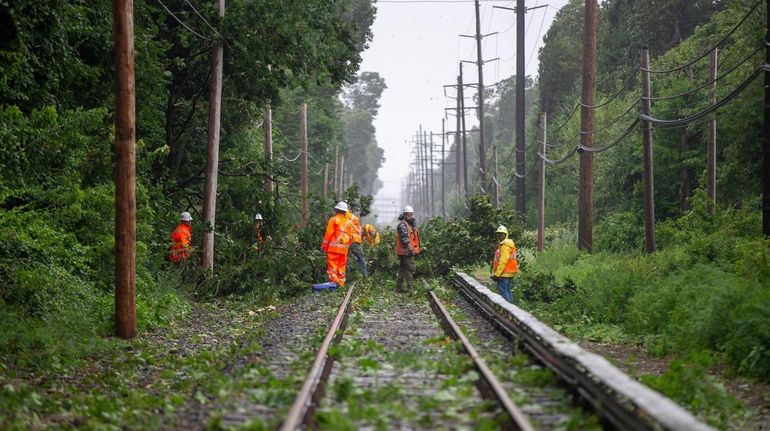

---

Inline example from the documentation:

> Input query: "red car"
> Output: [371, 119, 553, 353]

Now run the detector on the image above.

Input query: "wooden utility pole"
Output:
[113, 0, 136, 340]
[441, 118, 447, 217]
[455, 77, 462, 196]
[765, 0, 770, 237]
[264, 104, 273, 194]
[492, 145, 500, 208]
[323, 163, 329, 198]
[200, 0, 225, 271]
[333, 144, 339, 196]
[300, 103, 308, 226]
[473, 0, 488, 192]
[429, 131, 435, 217]
[339, 154, 345, 196]
[460, 63, 470, 202]
[641, 48, 657, 253]
[515, 0, 526, 213]
[537, 113, 546, 252]
[707, 49, 718, 214]
[578, 0, 597, 253]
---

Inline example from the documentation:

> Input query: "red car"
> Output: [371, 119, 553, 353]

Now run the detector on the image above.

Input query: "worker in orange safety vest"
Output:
[395, 205, 421, 293]
[168, 211, 193, 262]
[490, 225, 518, 303]
[321, 201, 353, 286]
[347, 207, 368, 278]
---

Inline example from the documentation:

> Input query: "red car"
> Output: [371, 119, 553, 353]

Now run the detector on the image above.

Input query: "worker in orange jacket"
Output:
[347, 207, 367, 278]
[168, 211, 193, 262]
[321, 201, 353, 286]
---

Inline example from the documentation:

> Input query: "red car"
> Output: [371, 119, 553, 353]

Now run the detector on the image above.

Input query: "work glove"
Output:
[491, 275, 499, 282]
[407, 249, 414, 257]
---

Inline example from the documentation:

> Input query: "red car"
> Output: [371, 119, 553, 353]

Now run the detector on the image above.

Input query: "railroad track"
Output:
[274, 273, 717, 430]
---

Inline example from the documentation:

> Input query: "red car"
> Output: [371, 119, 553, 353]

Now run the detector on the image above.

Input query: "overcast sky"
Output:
[360, 0, 569, 221]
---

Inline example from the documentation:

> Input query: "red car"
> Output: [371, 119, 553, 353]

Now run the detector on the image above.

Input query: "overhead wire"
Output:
[644, 45, 763, 101]
[155, 0, 209, 40]
[577, 118, 640, 153]
[641, 0, 761, 74]
[641, 63, 767, 127]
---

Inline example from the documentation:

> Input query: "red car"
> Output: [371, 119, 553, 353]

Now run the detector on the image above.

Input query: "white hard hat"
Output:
[254, 213, 263, 221]
[496, 225, 509, 235]
[403, 205, 414, 213]
[334, 201, 349, 212]
[180, 211, 193, 221]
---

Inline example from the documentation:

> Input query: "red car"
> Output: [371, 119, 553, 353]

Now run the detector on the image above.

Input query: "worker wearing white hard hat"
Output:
[168, 211, 193, 262]
[491, 225, 518, 303]
[321, 202, 354, 286]
[395, 204, 421, 293]
[252, 213, 271, 252]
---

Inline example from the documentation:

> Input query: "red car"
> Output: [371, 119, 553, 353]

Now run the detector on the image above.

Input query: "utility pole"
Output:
[641, 48, 657, 253]
[113, 0, 136, 339]
[765, 0, 770, 236]
[333, 144, 339, 196]
[472, 0, 487, 192]
[495, 2, 545, 213]
[492, 145, 500, 208]
[339, 154, 345, 196]
[200, 0, 225, 272]
[441, 118, 447, 217]
[323, 163, 328, 198]
[578, 0, 597, 253]
[429, 130, 435, 217]
[707, 49, 718, 215]
[537, 113, 546, 252]
[264, 67, 273, 195]
[300, 103, 308, 227]
[515, 0, 526, 213]
[460, 63, 470, 201]
[455, 77, 462, 197]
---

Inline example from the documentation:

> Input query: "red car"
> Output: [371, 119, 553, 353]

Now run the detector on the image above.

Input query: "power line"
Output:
[155, 0, 208, 40]
[641, 0, 761, 74]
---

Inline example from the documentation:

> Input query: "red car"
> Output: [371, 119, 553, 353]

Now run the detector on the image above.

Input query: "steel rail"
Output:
[427, 291, 535, 431]
[451, 272, 715, 431]
[279, 286, 355, 431]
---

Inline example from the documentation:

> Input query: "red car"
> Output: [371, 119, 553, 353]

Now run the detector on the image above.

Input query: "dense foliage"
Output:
[0, 0, 379, 368]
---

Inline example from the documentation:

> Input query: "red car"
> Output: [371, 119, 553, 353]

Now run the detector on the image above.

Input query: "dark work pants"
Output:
[396, 255, 415, 292]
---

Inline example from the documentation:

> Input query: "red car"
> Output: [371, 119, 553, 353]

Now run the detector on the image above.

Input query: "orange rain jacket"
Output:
[322, 213, 353, 255]
[347, 212, 363, 244]
[168, 223, 192, 262]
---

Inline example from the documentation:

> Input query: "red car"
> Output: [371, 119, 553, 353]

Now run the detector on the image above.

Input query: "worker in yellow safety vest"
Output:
[490, 225, 518, 303]
[347, 207, 368, 278]
[321, 201, 353, 286]
[362, 224, 380, 246]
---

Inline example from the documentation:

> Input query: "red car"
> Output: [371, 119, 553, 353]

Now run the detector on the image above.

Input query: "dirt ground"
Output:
[580, 340, 770, 431]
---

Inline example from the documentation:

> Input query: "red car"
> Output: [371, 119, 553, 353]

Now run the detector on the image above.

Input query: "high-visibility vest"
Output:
[395, 221, 421, 256]
[348, 213, 362, 244]
[168, 223, 192, 262]
[492, 239, 518, 277]
[322, 213, 353, 255]
[363, 224, 380, 245]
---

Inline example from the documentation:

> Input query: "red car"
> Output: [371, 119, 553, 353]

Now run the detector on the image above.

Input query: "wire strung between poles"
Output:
[579, 99, 641, 135]
[538, 146, 578, 165]
[644, 45, 764, 101]
[641, 63, 767, 127]
[578, 118, 641, 153]
[640, 0, 762, 74]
